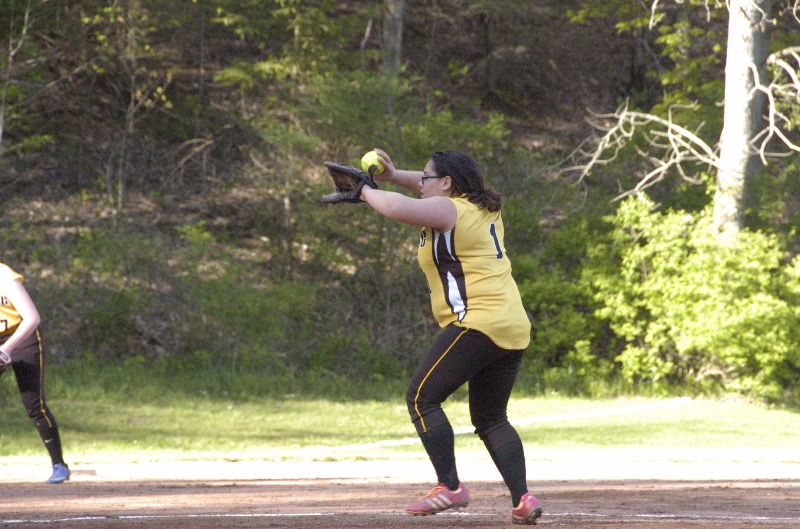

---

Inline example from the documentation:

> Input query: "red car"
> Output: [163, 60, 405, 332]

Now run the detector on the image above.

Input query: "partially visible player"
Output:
[359, 149, 543, 525]
[0, 260, 70, 484]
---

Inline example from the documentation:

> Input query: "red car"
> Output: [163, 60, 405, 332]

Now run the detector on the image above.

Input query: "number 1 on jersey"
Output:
[489, 222, 503, 260]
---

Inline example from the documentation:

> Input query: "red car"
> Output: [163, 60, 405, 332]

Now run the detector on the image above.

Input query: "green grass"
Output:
[502, 397, 800, 448]
[2, 391, 799, 464]
[3, 361, 799, 463]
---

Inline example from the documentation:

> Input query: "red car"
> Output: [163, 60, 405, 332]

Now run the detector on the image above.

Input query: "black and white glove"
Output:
[318, 161, 378, 204]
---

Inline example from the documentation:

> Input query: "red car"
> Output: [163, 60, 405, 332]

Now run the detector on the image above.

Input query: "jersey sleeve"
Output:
[0, 263, 24, 284]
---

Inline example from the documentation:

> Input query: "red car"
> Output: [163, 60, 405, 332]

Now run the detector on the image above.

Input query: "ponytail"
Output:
[431, 151, 502, 212]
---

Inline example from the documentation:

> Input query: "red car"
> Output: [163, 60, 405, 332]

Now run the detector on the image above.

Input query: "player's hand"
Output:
[373, 149, 397, 184]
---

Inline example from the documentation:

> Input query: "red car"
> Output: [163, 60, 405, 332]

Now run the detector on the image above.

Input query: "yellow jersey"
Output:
[0, 263, 24, 336]
[417, 197, 531, 350]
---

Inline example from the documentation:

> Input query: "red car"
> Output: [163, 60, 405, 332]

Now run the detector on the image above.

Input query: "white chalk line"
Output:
[0, 513, 335, 524]
[4, 509, 799, 525]
[309, 397, 693, 452]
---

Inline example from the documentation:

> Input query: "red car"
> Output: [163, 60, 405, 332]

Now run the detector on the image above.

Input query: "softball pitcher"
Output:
[360, 149, 542, 525]
[0, 261, 70, 484]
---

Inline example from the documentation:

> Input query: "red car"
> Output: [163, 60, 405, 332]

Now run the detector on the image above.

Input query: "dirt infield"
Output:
[2, 455, 800, 528]
[2, 477, 799, 528]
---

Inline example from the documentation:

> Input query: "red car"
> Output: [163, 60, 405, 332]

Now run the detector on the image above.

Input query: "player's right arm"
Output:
[0, 277, 41, 361]
[372, 149, 423, 195]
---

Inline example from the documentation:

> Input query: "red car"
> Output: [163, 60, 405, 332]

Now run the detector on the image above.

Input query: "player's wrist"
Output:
[359, 185, 372, 201]
[0, 350, 11, 364]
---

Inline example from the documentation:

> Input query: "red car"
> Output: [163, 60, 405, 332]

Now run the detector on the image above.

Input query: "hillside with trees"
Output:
[1, 0, 799, 403]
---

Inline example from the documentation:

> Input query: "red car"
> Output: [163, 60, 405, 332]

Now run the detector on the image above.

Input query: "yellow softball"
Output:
[361, 150, 385, 177]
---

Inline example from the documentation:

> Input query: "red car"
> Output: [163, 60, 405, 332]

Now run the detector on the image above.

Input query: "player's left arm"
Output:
[0, 278, 41, 362]
[361, 188, 456, 232]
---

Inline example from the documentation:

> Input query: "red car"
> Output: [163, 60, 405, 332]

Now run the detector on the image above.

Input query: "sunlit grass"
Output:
[2, 390, 799, 464]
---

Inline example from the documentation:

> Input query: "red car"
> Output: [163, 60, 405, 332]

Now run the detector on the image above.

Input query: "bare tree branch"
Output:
[555, 100, 720, 201]
[559, 1, 799, 211]
[750, 47, 800, 163]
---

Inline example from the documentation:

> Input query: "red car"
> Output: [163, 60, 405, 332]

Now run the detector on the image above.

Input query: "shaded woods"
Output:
[1, 1, 799, 403]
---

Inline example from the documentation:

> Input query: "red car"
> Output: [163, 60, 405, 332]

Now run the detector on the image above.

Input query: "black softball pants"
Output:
[0, 329, 65, 466]
[406, 324, 525, 452]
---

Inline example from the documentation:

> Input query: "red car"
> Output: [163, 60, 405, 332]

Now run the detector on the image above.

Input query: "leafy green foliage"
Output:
[0, 0, 60, 159]
[302, 70, 414, 155]
[586, 197, 800, 401]
[82, 3, 174, 108]
[655, 19, 724, 93]
[568, 1, 655, 31]
[2, 0, 799, 408]
[747, 159, 800, 230]
[400, 111, 509, 165]
[213, 0, 371, 85]
[512, 216, 619, 397]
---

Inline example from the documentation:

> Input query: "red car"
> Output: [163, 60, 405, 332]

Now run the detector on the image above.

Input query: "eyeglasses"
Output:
[420, 175, 445, 185]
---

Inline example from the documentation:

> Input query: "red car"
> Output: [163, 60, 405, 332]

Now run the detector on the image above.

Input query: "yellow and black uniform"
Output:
[406, 196, 532, 486]
[0, 263, 25, 335]
[418, 196, 531, 350]
[0, 263, 66, 469]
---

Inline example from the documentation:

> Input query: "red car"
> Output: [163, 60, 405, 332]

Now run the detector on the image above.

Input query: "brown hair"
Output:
[430, 151, 502, 212]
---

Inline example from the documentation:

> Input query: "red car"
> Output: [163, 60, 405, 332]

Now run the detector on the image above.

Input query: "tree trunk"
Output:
[381, 0, 405, 78]
[713, 0, 772, 238]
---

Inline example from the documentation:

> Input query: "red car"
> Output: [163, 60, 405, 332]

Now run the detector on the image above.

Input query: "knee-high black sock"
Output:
[488, 439, 528, 506]
[35, 419, 65, 466]
[419, 423, 460, 490]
